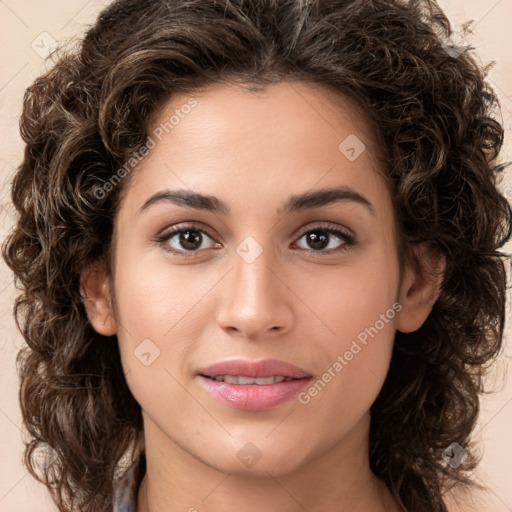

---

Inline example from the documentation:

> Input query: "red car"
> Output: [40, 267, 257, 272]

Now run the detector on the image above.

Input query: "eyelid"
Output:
[294, 220, 354, 239]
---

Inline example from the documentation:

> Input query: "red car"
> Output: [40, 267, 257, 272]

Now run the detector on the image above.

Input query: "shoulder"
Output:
[113, 450, 146, 512]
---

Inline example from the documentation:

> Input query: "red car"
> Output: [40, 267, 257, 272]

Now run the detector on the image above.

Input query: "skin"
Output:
[81, 80, 445, 512]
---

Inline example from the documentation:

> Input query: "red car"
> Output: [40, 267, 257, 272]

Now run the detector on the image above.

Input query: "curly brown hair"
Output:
[2, 0, 511, 511]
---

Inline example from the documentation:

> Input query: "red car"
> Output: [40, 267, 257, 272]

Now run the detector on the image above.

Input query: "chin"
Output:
[200, 444, 308, 478]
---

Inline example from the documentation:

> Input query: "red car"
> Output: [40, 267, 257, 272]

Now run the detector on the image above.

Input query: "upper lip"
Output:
[198, 358, 312, 379]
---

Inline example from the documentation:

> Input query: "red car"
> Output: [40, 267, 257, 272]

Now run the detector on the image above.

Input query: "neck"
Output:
[136, 412, 400, 512]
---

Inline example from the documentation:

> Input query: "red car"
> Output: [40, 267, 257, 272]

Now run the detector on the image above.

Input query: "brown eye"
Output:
[175, 230, 203, 251]
[156, 225, 220, 255]
[294, 226, 356, 254]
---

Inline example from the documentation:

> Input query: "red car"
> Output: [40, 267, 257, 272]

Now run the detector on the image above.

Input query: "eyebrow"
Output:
[139, 185, 375, 216]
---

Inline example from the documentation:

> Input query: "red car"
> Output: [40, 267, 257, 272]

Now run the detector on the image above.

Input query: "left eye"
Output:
[294, 228, 355, 253]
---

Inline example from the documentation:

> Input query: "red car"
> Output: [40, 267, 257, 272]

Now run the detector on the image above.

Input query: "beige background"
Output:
[0, 1, 511, 511]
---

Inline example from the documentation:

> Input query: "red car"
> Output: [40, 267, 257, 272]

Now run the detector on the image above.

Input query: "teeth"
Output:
[210, 375, 291, 385]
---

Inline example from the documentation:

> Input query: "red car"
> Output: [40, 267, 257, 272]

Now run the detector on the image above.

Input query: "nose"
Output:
[215, 243, 294, 339]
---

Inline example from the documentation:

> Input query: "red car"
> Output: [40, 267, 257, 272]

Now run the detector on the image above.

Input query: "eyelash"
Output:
[155, 222, 357, 258]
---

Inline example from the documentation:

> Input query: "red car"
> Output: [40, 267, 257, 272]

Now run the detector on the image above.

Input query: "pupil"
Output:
[307, 232, 329, 250]
[180, 230, 202, 250]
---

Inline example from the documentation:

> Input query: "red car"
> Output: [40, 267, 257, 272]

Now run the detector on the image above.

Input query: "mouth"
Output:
[198, 374, 312, 413]
[196, 358, 312, 411]
[200, 375, 300, 384]
[197, 357, 312, 380]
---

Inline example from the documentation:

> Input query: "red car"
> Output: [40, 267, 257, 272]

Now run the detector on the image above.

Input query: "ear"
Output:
[80, 260, 117, 336]
[395, 242, 446, 333]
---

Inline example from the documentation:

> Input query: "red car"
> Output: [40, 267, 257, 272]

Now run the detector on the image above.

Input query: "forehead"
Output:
[147, 80, 383, 167]
[120, 80, 392, 220]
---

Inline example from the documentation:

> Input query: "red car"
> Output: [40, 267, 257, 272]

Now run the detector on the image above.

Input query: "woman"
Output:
[3, 0, 511, 511]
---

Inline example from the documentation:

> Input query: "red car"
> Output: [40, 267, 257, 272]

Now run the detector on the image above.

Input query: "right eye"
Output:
[156, 224, 221, 257]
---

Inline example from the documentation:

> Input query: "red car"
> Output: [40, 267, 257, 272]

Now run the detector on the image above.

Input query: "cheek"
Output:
[113, 247, 215, 335]
[112, 264, 209, 417]
[296, 285, 398, 433]
[111, 250, 251, 412]
[293, 248, 399, 349]
[111, 251, 216, 391]
[292, 248, 399, 404]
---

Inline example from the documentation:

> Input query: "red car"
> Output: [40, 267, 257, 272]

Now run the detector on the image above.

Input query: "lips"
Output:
[197, 358, 313, 411]
[197, 358, 312, 380]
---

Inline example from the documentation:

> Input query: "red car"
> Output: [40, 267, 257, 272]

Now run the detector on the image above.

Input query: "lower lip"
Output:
[198, 375, 312, 411]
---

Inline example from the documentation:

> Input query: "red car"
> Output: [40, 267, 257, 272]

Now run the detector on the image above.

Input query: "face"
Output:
[83, 80, 439, 477]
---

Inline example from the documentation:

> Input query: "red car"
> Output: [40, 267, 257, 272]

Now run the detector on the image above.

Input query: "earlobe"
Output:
[395, 242, 446, 333]
[80, 261, 117, 336]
